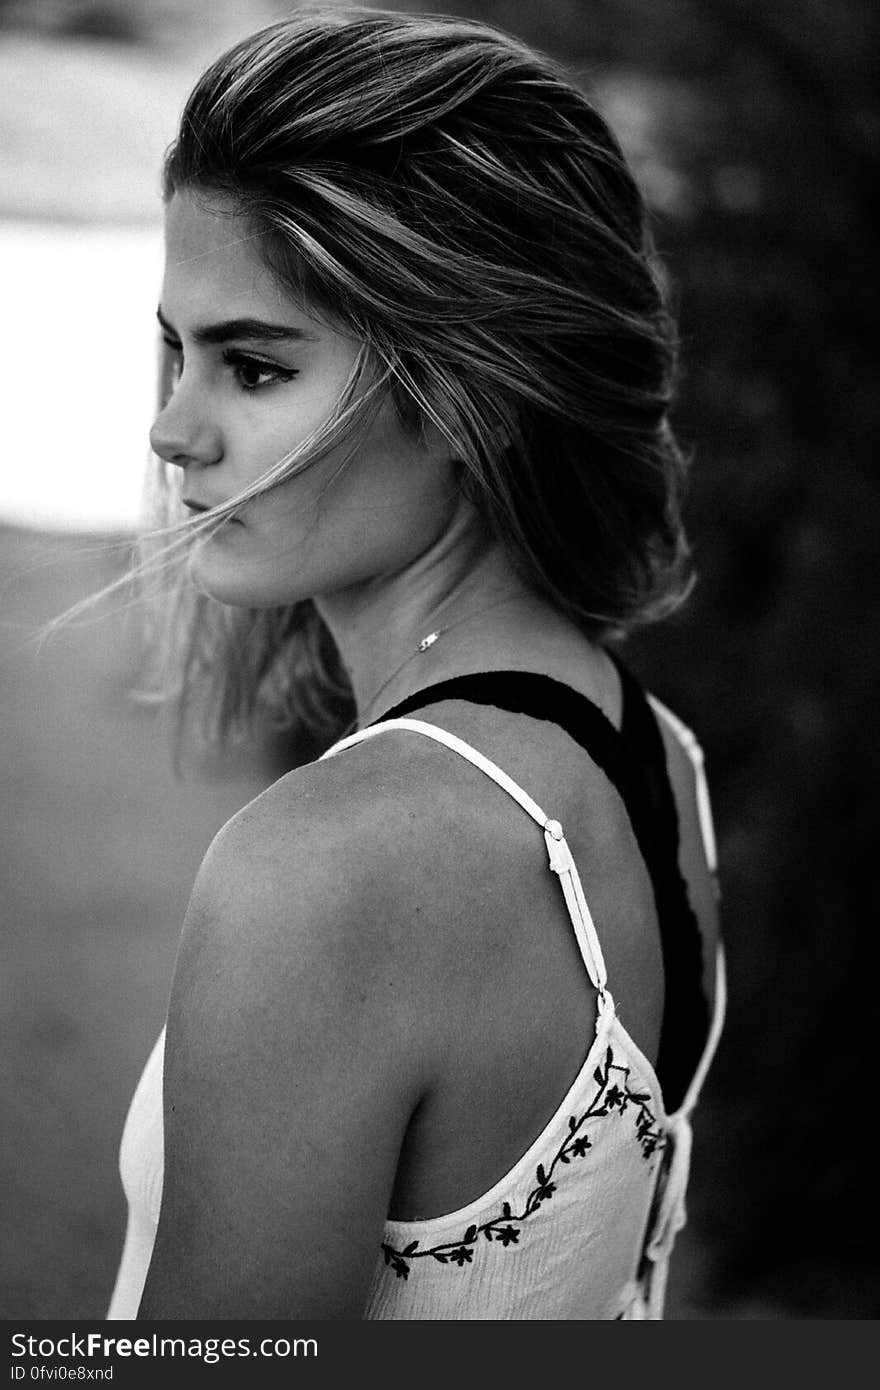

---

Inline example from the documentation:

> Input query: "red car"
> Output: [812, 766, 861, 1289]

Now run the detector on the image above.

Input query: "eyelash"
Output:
[161, 337, 299, 392]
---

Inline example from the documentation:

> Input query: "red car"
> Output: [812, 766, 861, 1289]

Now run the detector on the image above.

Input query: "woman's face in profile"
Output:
[151, 190, 458, 608]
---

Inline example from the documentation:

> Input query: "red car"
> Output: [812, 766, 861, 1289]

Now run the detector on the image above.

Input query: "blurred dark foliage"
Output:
[3, 0, 877, 1315]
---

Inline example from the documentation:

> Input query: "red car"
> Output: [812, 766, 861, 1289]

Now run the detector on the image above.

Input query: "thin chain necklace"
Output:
[350, 593, 522, 734]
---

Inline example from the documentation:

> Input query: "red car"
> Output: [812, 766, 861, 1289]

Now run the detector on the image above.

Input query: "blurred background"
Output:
[1, 0, 877, 1319]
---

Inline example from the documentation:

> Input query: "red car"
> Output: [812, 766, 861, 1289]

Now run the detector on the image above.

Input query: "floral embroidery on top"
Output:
[381, 1044, 665, 1279]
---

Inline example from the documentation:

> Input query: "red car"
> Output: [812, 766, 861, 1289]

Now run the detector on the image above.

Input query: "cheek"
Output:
[324, 417, 458, 552]
[199, 402, 459, 604]
[357, 401, 457, 509]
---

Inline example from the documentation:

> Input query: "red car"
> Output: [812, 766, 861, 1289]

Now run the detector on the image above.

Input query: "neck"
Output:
[313, 497, 532, 725]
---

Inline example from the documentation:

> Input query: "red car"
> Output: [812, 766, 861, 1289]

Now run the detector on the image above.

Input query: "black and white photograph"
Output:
[1, 0, 876, 1331]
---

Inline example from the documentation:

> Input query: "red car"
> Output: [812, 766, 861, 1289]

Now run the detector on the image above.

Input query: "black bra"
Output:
[370, 659, 709, 1115]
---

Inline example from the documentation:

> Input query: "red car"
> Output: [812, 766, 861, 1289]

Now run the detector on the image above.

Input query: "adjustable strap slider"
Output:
[544, 822, 573, 875]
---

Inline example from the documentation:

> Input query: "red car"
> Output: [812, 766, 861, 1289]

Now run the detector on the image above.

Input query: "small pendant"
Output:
[418, 631, 440, 652]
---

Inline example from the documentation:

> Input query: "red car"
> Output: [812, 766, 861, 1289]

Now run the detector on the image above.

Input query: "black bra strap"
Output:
[376, 670, 641, 815]
[373, 662, 708, 1113]
[608, 657, 711, 1107]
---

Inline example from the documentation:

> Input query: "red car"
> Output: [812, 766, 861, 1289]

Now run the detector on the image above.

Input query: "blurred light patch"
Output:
[0, 33, 187, 223]
[0, 221, 162, 533]
[595, 73, 696, 219]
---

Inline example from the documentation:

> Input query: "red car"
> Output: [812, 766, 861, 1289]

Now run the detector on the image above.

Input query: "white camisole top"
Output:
[107, 696, 725, 1320]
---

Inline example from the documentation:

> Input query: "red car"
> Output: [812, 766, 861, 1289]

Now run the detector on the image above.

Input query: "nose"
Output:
[149, 373, 223, 470]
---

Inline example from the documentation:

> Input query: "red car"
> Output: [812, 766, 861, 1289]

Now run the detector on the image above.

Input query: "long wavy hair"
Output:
[134, 6, 693, 751]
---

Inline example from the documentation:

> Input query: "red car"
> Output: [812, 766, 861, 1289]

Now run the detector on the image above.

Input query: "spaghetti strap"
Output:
[321, 716, 611, 1004]
[648, 694, 719, 880]
[325, 716, 552, 825]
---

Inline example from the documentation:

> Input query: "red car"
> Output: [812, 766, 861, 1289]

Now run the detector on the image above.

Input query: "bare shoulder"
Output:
[170, 725, 509, 1071]
[175, 731, 463, 1039]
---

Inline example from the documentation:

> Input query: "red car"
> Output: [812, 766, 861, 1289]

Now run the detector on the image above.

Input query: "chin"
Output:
[187, 544, 257, 608]
[186, 539, 307, 609]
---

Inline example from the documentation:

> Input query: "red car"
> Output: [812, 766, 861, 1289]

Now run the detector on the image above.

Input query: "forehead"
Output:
[162, 190, 300, 319]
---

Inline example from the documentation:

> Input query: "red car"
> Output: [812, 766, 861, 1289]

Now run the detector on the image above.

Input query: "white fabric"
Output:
[106, 1024, 165, 1320]
[107, 701, 724, 1320]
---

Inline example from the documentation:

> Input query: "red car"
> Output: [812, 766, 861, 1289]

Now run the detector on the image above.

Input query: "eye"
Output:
[222, 350, 299, 391]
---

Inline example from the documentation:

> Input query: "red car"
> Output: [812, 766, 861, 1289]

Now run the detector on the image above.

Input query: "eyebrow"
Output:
[156, 306, 315, 346]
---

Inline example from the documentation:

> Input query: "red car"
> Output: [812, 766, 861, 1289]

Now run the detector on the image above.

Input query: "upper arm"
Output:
[138, 772, 429, 1320]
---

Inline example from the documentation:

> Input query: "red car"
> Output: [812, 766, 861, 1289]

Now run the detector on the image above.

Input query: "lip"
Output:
[182, 498, 243, 525]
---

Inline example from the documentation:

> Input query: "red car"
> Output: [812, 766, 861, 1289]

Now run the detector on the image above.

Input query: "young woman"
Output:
[106, 9, 724, 1321]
